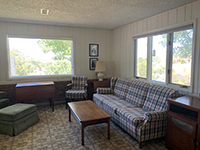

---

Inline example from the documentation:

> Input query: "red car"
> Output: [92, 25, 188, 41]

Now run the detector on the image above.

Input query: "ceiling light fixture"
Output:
[41, 9, 49, 15]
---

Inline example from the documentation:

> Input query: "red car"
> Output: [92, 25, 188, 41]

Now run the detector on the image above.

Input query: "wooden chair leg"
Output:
[139, 141, 142, 149]
[66, 99, 68, 109]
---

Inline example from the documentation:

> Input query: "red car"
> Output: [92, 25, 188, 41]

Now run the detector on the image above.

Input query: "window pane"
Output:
[152, 34, 167, 82]
[9, 37, 73, 77]
[136, 37, 147, 78]
[171, 29, 193, 86]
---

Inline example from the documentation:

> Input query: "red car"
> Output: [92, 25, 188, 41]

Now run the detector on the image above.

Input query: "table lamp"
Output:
[95, 61, 106, 81]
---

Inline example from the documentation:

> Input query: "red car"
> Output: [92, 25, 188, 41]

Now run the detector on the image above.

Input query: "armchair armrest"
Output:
[66, 83, 73, 91]
[96, 88, 113, 94]
[0, 91, 7, 99]
[84, 84, 88, 91]
[144, 111, 167, 122]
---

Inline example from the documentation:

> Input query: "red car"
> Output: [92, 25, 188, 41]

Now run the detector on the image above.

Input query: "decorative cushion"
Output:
[0, 103, 37, 121]
[71, 76, 87, 90]
[114, 77, 132, 99]
[97, 88, 112, 94]
[143, 84, 177, 111]
[125, 80, 150, 107]
[66, 90, 87, 99]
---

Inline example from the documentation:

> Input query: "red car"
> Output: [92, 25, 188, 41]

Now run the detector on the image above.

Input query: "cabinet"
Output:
[166, 96, 200, 150]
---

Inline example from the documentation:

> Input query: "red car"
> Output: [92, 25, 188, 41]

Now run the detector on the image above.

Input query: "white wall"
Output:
[112, 1, 200, 96]
[0, 22, 113, 84]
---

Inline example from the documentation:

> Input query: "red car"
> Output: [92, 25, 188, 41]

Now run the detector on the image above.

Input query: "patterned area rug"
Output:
[0, 104, 168, 150]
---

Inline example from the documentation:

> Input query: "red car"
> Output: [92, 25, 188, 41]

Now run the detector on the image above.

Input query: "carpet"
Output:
[0, 104, 167, 150]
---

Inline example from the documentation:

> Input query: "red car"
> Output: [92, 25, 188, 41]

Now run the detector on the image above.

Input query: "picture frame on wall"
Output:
[89, 44, 99, 57]
[89, 58, 98, 70]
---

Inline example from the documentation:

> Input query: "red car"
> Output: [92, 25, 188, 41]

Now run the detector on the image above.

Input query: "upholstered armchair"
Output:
[65, 76, 88, 108]
[0, 91, 10, 109]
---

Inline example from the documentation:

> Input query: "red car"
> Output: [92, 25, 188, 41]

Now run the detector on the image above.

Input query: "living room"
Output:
[0, 0, 200, 149]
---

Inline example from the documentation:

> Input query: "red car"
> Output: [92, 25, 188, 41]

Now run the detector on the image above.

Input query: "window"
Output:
[171, 29, 193, 86]
[152, 34, 167, 82]
[8, 37, 73, 78]
[134, 25, 194, 88]
[136, 37, 147, 78]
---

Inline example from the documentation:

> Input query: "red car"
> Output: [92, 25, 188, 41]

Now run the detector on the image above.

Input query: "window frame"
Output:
[7, 35, 74, 80]
[133, 21, 196, 93]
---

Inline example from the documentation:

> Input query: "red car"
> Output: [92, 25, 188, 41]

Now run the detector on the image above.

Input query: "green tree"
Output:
[161, 29, 193, 59]
[10, 49, 41, 76]
[37, 39, 72, 61]
[137, 57, 147, 78]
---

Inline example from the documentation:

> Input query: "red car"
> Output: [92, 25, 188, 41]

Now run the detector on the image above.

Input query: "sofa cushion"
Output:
[143, 84, 177, 111]
[0, 103, 37, 121]
[110, 77, 118, 91]
[102, 99, 136, 115]
[93, 94, 121, 108]
[117, 107, 147, 126]
[125, 80, 150, 107]
[114, 77, 132, 99]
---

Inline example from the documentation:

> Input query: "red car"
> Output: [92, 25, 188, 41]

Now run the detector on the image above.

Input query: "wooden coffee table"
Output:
[68, 100, 111, 145]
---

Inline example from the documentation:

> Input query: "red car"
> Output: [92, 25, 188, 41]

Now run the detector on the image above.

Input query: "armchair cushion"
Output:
[97, 88, 113, 94]
[0, 91, 7, 99]
[72, 76, 87, 90]
[66, 90, 87, 99]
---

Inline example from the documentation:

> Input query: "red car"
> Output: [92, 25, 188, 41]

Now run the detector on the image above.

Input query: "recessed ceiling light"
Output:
[41, 9, 49, 15]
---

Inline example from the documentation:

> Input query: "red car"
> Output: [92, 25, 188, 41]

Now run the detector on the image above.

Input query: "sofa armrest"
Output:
[96, 88, 113, 94]
[66, 83, 73, 91]
[144, 111, 167, 122]
[0, 91, 7, 99]
[133, 118, 144, 127]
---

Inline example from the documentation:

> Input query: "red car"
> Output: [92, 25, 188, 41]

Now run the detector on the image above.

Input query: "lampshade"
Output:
[95, 61, 106, 72]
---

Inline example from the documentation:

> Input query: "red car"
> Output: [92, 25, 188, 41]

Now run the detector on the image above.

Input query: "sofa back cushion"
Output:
[125, 80, 150, 107]
[114, 77, 132, 99]
[142, 84, 177, 111]
[110, 77, 118, 91]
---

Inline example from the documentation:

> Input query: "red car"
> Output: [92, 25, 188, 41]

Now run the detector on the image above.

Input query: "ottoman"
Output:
[0, 103, 39, 136]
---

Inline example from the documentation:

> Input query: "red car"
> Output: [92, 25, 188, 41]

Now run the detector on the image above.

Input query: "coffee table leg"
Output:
[82, 124, 84, 145]
[69, 107, 71, 122]
[108, 118, 110, 139]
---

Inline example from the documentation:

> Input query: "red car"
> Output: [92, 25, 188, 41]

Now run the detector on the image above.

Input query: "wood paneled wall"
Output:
[0, 22, 113, 84]
[112, 1, 200, 96]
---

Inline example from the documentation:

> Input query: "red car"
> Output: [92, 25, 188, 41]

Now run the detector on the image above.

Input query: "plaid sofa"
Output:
[93, 77, 181, 148]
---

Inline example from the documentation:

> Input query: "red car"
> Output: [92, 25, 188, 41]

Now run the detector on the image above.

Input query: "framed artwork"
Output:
[89, 44, 99, 57]
[89, 58, 98, 70]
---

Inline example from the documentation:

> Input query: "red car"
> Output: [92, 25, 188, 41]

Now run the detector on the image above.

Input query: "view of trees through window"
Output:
[9, 37, 73, 77]
[136, 28, 193, 86]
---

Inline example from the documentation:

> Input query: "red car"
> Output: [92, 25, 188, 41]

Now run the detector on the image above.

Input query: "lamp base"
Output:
[97, 72, 104, 81]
